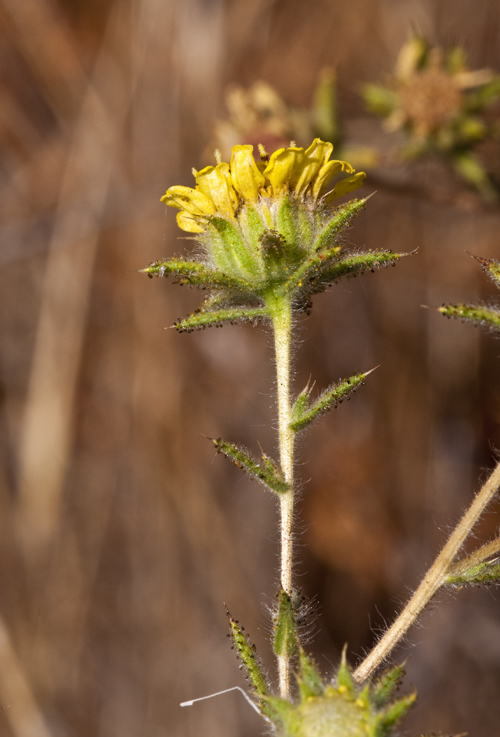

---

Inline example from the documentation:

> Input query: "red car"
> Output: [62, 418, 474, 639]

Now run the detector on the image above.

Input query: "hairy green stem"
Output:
[269, 295, 295, 698]
[354, 459, 500, 683]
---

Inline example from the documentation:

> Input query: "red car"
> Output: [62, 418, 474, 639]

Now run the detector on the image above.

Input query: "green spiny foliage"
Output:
[439, 303, 500, 332]
[312, 198, 368, 252]
[445, 558, 500, 587]
[263, 651, 416, 737]
[296, 649, 324, 700]
[226, 610, 282, 723]
[211, 438, 290, 494]
[336, 647, 356, 697]
[290, 371, 369, 433]
[306, 250, 406, 294]
[371, 663, 405, 709]
[227, 612, 270, 698]
[439, 254, 500, 333]
[473, 254, 500, 288]
[141, 257, 253, 292]
[284, 249, 407, 304]
[273, 590, 299, 660]
[173, 306, 268, 333]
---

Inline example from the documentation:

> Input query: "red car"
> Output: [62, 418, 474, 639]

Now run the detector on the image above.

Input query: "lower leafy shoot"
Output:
[229, 612, 415, 736]
[228, 596, 415, 737]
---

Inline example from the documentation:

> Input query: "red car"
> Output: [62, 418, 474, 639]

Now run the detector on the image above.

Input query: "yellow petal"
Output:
[312, 160, 355, 199]
[230, 145, 266, 202]
[263, 147, 304, 194]
[323, 171, 366, 202]
[195, 163, 239, 220]
[176, 211, 206, 233]
[293, 138, 333, 196]
[161, 185, 216, 217]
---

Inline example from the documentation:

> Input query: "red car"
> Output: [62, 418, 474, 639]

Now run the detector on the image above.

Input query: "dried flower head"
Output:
[363, 34, 500, 199]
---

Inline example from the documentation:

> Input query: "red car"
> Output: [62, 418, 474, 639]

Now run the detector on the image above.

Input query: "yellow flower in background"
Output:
[161, 138, 365, 233]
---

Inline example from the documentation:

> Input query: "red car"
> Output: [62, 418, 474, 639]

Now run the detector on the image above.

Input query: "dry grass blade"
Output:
[16, 2, 134, 553]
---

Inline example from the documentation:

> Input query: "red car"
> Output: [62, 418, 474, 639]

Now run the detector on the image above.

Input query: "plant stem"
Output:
[269, 295, 295, 698]
[448, 535, 500, 578]
[353, 459, 500, 684]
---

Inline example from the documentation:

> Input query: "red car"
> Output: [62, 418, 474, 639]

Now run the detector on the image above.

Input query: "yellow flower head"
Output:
[146, 140, 405, 334]
[161, 138, 365, 233]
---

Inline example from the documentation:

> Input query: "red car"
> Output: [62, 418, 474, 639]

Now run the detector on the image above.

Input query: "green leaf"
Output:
[445, 558, 500, 587]
[438, 303, 500, 332]
[311, 249, 406, 290]
[336, 646, 355, 698]
[211, 438, 289, 494]
[261, 696, 294, 729]
[372, 663, 406, 709]
[173, 306, 268, 333]
[290, 371, 370, 433]
[227, 611, 269, 698]
[297, 648, 324, 700]
[313, 198, 368, 252]
[273, 590, 299, 659]
[276, 195, 300, 253]
[290, 388, 310, 428]
[472, 254, 500, 290]
[284, 248, 406, 302]
[375, 690, 417, 735]
[140, 257, 253, 292]
[208, 217, 262, 278]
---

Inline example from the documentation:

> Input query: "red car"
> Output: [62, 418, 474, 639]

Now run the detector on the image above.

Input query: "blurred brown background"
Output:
[2, 1, 500, 735]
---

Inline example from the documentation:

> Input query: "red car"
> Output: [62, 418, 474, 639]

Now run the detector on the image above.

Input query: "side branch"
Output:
[354, 459, 500, 683]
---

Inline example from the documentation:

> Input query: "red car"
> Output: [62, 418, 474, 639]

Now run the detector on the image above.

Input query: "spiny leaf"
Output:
[226, 610, 279, 723]
[211, 438, 289, 494]
[372, 663, 406, 709]
[227, 611, 269, 698]
[141, 258, 253, 292]
[445, 558, 500, 587]
[280, 244, 341, 296]
[173, 306, 268, 333]
[439, 303, 500, 332]
[471, 254, 500, 290]
[209, 217, 260, 278]
[290, 371, 369, 433]
[284, 248, 406, 302]
[297, 648, 324, 700]
[375, 690, 417, 735]
[290, 387, 310, 428]
[336, 646, 355, 698]
[273, 590, 299, 659]
[261, 696, 294, 729]
[313, 197, 369, 252]
[311, 249, 406, 290]
[276, 195, 301, 253]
